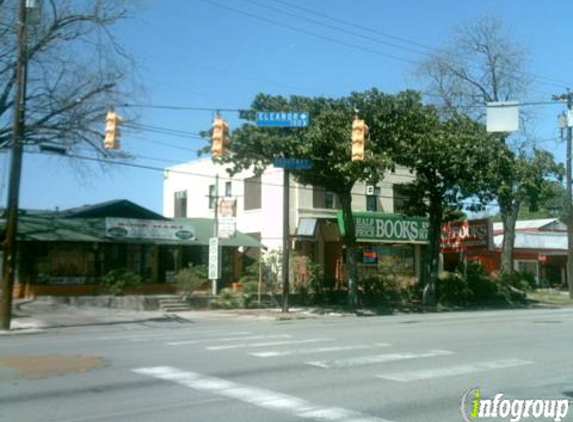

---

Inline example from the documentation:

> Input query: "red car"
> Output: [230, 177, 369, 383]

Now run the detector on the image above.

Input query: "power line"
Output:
[261, 0, 571, 90]
[27, 149, 497, 208]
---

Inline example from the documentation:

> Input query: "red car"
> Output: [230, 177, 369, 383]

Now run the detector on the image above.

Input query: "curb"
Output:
[0, 328, 45, 336]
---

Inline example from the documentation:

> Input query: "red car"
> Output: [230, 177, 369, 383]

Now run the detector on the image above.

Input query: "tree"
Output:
[220, 90, 420, 309]
[377, 92, 499, 304]
[0, 0, 136, 153]
[416, 15, 557, 275]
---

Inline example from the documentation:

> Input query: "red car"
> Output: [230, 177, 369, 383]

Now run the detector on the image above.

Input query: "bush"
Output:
[362, 274, 418, 306]
[290, 255, 325, 305]
[438, 272, 473, 306]
[176, 264, 208, 295]
[210, 287, 246, 309]
[100, 269, 142, 296]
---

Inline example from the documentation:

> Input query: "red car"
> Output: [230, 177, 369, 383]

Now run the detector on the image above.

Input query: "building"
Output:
[163, 158, 424, 285]
[441, 217, 567, 286]
[2, 199, 264, 298]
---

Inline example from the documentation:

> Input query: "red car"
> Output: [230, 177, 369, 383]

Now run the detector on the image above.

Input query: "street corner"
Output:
[0, 354, 106, 380]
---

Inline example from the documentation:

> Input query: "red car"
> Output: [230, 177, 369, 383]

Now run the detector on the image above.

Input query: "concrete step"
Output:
[158, 297, 193, 312]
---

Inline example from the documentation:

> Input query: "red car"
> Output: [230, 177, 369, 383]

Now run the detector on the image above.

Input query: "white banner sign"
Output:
[208, 237, 220, 280]
[105, 218, 196, 241]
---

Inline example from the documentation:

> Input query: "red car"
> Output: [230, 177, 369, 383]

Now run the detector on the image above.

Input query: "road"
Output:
[1, 307, 573, 422]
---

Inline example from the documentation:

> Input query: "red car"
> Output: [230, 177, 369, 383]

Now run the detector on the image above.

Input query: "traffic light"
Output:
[351, 117, 368, 161]
[104, 110, 122, 150]
[211, 116, 230, 160]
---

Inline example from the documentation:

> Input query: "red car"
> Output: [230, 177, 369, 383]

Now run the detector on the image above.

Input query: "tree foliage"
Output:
[416, 15, 560, 275]
[0, 0, 137, 153]
[221, 89, 427, 308]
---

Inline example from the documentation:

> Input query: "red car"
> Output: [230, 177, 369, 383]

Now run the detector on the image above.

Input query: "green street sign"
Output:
[337, 211, 429, 244]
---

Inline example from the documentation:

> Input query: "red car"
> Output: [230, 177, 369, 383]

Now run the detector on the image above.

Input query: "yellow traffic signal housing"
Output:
[351, 117, 368, 161]
[211, 116, 230, 160]
[104, 110, 122, 149]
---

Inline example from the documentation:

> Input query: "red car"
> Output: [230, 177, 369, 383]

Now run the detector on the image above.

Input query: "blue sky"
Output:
[13, 0, 573, 214]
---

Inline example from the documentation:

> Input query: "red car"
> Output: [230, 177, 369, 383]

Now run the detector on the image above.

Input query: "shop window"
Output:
[244, 176, 261, 210]
[174, 190, 187, 218]
[313, 186, 339, 209]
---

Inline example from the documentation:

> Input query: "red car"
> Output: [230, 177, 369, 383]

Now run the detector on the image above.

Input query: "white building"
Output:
[163, 158, 422, 284]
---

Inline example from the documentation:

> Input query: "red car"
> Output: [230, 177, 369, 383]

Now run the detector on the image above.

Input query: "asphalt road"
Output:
[1, 307, 573, 422]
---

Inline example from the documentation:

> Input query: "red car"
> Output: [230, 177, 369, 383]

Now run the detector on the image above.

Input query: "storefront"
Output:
[2, 200, 265, 298]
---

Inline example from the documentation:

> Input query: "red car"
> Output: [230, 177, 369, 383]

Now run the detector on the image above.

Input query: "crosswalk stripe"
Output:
[168, 334, 291, 346]
[207, 338, 334, 351]
[306, 349, 455, 369]
[377, 358, 533, 382]
[250, 343, 391, 358]
[133, 366, 394, 422]
[130, 331, 252, 342]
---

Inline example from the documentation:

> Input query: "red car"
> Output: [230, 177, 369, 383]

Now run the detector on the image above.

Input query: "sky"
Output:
[11, 0, 573, 214]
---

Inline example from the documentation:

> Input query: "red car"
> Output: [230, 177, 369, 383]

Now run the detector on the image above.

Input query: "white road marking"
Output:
[306, 349, 455, 369]
[167, 334, 291, 346]
[129, 331, 252, 342]
[97, 330, 251, 341]
[133, 366, 394, 422]
[377, 358, 534, 382]
[250, 343, 391, 358]
[207, 338, 334, 351]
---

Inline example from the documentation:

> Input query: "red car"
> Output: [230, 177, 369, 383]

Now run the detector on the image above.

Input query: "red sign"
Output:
[440, 219, 493, 253]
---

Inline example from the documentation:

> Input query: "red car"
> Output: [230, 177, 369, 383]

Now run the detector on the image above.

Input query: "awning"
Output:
[1, 215, 265, 249]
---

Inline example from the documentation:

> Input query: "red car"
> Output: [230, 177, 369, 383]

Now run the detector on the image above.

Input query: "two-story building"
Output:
[163, 158, 425, 286]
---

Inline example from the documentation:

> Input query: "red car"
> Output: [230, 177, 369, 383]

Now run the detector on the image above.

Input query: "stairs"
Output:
[158, 296, 193, 313]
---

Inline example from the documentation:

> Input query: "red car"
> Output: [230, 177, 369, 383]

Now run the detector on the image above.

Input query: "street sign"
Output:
[208, 237, 220, 280]
[272, 157, 312, 169]
[256, 111, 309, 127]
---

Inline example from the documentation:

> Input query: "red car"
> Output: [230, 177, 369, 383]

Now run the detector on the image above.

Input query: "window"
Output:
[244, 176, 261, 210]
[366, 195, 377, 212]
[208, 184, 216, 209]
[393, 184, 409, 214]
[313, 186, 339, 209]
[174, 190, 187, 218]
[225, 181, 232, 197]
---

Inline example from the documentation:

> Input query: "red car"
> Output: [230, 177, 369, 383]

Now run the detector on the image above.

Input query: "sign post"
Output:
[209, 237, 220, 295]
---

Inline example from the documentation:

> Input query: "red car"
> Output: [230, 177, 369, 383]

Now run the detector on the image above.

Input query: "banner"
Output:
[440, 219, 493, 253]
[337, 212, 429, 244]
[105, 218, 196, 241]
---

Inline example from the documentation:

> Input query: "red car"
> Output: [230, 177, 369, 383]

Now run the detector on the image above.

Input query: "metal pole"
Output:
[212, 173, 219, 296]
[281, 169, 290, 313]
[566, 92, 573, 299]
[1, 0, 27, 330]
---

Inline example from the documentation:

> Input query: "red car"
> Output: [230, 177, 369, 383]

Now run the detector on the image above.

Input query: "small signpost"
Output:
[256, 111, 309, 128]
[208, 237, 220, 295]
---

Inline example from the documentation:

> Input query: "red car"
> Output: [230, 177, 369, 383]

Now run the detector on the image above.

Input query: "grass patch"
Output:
[527, 289, 573, 306]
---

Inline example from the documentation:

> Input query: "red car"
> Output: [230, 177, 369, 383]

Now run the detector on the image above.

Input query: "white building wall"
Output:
[163, 159, 416, 251]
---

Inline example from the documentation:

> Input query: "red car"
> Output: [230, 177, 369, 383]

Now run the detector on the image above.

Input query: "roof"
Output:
[493, 231, 567, 251]
[0, 199, 265, 249]
[61, 199, 166, 220]
[493, 218, 566, 233]
[6, 215, 264, 248]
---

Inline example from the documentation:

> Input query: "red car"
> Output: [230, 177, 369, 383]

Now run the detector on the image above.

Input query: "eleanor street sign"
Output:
[256, 111, 309, 127]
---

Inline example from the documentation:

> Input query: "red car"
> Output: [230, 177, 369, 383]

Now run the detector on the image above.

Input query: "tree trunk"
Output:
[337, 190, 359, 310]
[422, 198, 443, 306]
[500, 201, 519, 276]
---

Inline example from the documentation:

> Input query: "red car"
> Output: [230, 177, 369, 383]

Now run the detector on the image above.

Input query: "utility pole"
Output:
[281, 169, 290, 313]
[211, 173, 219, 296]
[555, 90, 573, 299]
[1, 0, 28, 330]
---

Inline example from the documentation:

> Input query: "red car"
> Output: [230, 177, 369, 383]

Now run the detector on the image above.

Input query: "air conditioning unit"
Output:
[366, 185, 375, 195]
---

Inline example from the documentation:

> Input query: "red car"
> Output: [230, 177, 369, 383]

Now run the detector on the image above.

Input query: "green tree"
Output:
[415, 15, 560, 276]
[221, 90, 420, 308]
[377, 93, 499, 304]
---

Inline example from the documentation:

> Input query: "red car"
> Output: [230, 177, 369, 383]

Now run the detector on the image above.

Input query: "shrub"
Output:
[438, 272, 472, 306]
[210, 287, 245, 309]
[100, 269, 142, 296]
[176, 264, 208, 295]
[290, 255, 325, 305]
